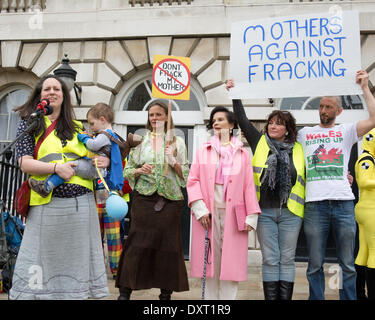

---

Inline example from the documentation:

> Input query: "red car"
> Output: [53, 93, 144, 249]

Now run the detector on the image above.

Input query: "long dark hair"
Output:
[263, 110, 297, 143]
[14, 74, 79, 141]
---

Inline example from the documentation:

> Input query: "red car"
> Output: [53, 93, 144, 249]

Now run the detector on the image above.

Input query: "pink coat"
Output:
[187, 139, 261, 282]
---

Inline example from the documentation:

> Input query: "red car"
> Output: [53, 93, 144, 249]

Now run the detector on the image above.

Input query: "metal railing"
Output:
[289, 0, 350, 2]
[0, 149, 26, 217]
[0, 0, 46, 13]
[129, 0, 193, 6]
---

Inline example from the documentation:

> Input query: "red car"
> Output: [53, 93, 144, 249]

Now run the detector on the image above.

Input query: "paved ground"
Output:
[1, 261, 340, 300]
[103, 262, 340, 300]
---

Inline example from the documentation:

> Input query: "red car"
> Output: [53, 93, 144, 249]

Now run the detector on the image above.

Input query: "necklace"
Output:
[221, 141, 232, 147]
[151, 131, 164, 137]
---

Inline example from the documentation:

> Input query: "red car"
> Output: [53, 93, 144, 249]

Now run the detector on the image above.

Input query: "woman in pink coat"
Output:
[187, 106, 261, 300]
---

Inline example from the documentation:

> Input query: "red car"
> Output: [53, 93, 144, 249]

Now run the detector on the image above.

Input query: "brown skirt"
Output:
[115, 191, 189, 292]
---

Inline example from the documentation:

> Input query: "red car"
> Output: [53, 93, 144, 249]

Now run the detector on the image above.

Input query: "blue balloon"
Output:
[106, 192, 128, 221]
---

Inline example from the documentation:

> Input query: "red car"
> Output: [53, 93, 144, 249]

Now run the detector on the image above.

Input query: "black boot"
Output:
[159, 289, 172, 300]
[365, 267, 375, 300]
[279, 281, 294, 300]
[355, 264, 368, 300]
[263, 281, 279, 300]
[118, 287, 132, 300]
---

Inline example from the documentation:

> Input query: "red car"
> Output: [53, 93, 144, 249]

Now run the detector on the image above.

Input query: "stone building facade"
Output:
[1, 0, 374, 261]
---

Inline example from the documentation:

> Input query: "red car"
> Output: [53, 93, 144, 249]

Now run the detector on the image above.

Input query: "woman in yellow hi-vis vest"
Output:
[226, 80, 305, 300]
[10, 75, 110, 300]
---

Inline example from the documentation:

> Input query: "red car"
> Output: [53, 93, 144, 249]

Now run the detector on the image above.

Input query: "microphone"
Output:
[30, 99, 53, 119]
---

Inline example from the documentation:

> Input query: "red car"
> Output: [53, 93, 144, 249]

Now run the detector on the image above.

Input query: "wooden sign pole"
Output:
[164, 100, 172, 175]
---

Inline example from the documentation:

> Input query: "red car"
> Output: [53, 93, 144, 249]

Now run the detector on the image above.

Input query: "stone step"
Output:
[0, 261, 341, 300]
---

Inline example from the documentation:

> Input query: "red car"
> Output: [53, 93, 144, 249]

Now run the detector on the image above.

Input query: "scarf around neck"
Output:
[210, 134, 242, 201]
[260, 133, 294, 206]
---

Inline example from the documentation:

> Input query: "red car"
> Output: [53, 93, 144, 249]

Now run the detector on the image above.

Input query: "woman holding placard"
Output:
[226, 79, 305, 300]
[115, 100, 189, 300]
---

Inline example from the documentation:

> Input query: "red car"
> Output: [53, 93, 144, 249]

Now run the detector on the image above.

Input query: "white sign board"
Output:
[229, 11, 361, 99]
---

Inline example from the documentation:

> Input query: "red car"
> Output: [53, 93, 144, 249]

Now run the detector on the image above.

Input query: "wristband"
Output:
[53, 163, 57, 173]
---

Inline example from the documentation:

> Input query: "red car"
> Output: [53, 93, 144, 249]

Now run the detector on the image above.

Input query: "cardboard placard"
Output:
[152, 55, 191, 100]
[229, 11, 362, 99]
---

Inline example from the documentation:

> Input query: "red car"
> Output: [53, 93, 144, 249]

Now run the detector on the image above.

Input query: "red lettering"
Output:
[306, 131, 343, 140]
[306, 133, 315, 140]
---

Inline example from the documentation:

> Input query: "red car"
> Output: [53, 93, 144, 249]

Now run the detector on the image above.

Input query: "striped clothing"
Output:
[97, 203, 122, 277]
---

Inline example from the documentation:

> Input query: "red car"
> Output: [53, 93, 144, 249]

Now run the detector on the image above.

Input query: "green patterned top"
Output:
[124, 132, 189, 201]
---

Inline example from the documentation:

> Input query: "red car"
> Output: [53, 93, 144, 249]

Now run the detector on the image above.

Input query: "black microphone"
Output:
[30, 99, 53, 119]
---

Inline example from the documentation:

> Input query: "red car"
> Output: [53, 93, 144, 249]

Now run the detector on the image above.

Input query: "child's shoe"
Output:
[28, 178, 51, 198]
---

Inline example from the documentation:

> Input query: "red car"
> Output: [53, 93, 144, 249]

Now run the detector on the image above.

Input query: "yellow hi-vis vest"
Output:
[252, 135, 305, 218]
[30, 116, 93, 206]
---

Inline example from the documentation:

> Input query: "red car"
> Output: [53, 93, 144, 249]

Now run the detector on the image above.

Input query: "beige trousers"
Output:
[204, 205, 239, 300]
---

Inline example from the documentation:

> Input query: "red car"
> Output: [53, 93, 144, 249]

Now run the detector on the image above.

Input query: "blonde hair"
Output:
[87, 103, 114, 124]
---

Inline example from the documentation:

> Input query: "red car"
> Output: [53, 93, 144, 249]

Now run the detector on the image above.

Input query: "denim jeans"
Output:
[304, 200, 357, 300]
[257, 207, 303, 282]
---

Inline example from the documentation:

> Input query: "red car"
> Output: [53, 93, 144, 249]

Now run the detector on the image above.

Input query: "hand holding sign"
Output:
[164, 100, 173, 174]
[225, 79, 235, 91]
[356, 70, 369, 91]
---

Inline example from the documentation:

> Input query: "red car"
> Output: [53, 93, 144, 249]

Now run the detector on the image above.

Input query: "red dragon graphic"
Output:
[316, 147, 342, 163]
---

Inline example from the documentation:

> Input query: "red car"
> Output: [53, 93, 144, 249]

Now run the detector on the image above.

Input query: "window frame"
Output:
[0, 85, 31, 143]
[231, 95, 369, 126]
[275, 95, 368, 125]
[113, 69, 206, 127]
